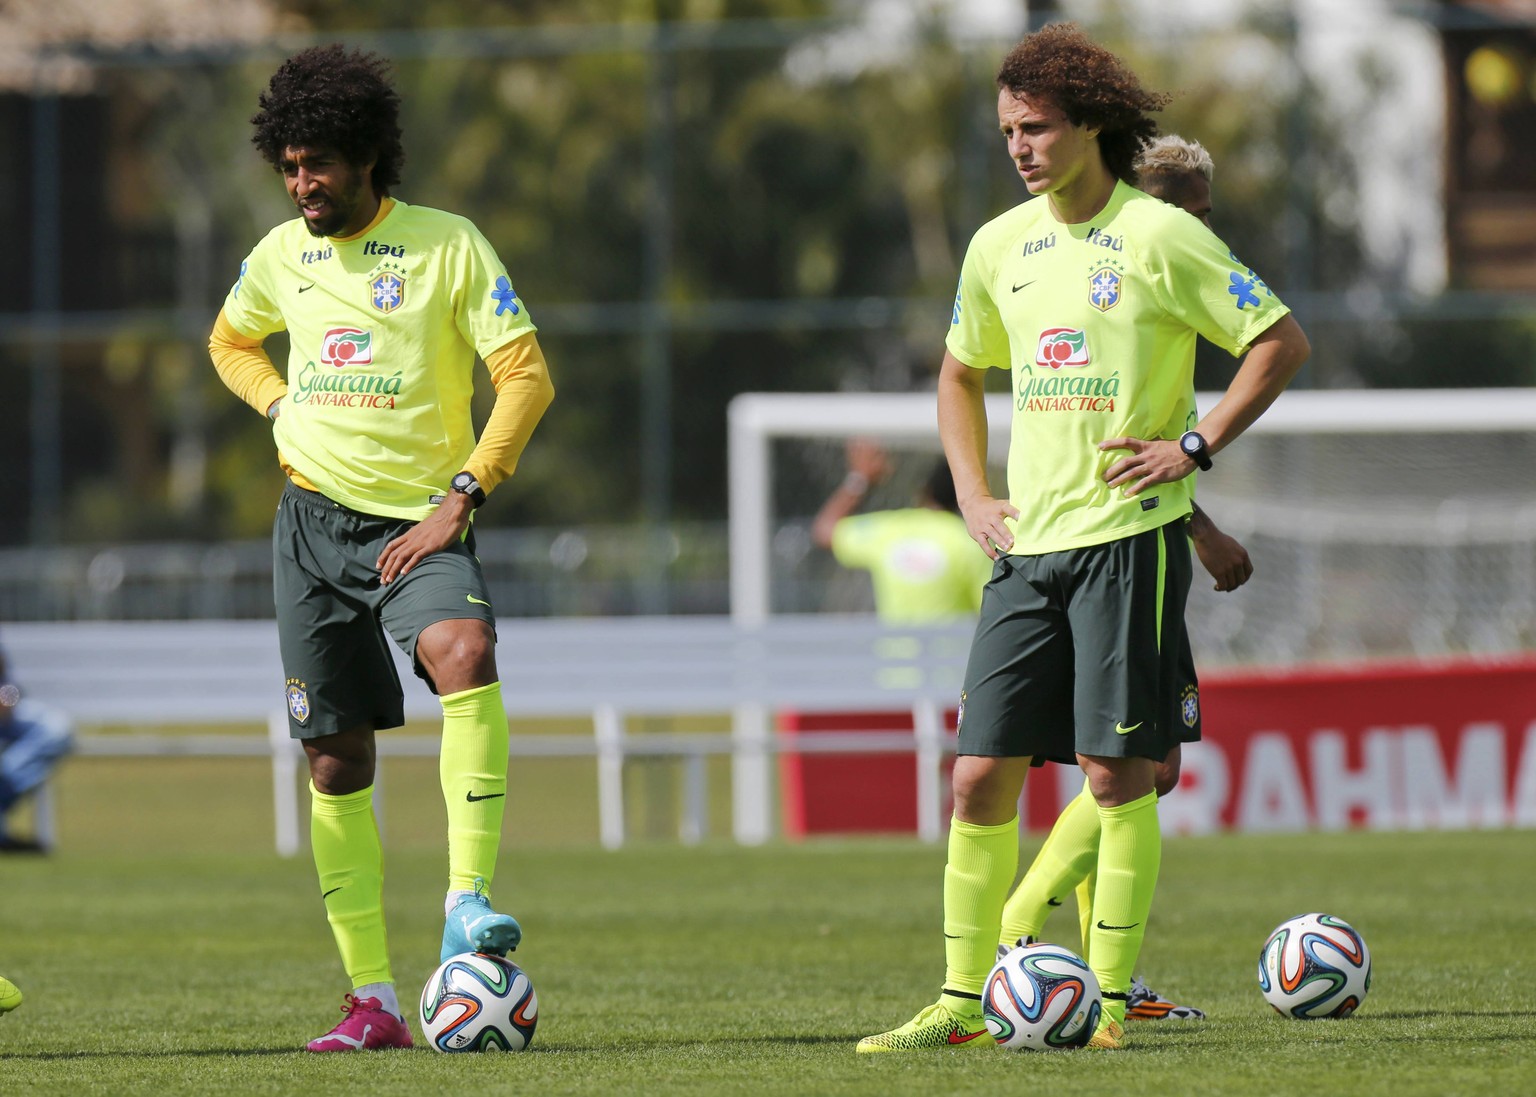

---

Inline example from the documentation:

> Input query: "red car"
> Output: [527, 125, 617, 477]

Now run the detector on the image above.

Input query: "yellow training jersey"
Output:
[832, 508, 992, 623]
[946, 179, 1289, 555]
[220, 198, 538, 520]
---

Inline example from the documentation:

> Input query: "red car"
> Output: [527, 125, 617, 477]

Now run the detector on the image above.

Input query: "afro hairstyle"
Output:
[250, 44, 404, 194]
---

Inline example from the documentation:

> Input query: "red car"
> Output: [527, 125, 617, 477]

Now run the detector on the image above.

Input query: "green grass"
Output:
[1, 761, 1533, 1095]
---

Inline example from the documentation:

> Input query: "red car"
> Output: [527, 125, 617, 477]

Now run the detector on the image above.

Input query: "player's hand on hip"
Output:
[960, 494, 1019, 560]
[1099, 437, 1194, 497]
[377, 493, 474, 584]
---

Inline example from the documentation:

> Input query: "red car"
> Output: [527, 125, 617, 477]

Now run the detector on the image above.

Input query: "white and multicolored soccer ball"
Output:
[983, 942, 1102, 1050]
[1258, 912, 1371, 1019]
[420, 953, 538, 1052]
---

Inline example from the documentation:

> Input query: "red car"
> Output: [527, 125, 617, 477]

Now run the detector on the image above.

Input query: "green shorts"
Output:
[273, 482, 496, 739]
[955, 519, 1199, 764]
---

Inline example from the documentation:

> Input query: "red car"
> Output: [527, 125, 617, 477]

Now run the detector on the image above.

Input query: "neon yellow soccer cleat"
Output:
[1086, 1017, 1125, 1050]
[857, 1001, 995, 1053]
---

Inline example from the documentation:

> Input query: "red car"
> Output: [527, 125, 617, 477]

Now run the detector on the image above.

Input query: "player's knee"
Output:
[304, 731, 376, 794]
[951, 757, 1024, 825]
[418, 620, 497, 690]
[1079, 754, 1155, 807]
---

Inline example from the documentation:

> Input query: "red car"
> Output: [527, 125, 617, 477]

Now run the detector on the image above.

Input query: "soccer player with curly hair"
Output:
[993, 133, 1255, 1028]
[858, 25, 1309, 1053]
[209, 45, 554, 1052]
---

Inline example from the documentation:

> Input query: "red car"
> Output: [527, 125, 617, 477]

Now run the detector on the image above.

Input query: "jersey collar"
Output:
[329, 197, 397, 242]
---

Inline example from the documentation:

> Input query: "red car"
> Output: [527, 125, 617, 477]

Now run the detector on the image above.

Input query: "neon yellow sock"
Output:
[440, 682, 510, 893]
[310, 783, 391, 987]
[943, 815, 1019, 1005]
[1075, 871, 1096, 963]
[998, 780, 1099, 950]
[1087, 791, 1161, 1026]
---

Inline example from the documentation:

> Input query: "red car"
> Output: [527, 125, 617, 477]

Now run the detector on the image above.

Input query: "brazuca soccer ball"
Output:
[1258, 912, 1371, 1019]
[983, 941, 1102, 1050]
[420, 952, 538, 1052]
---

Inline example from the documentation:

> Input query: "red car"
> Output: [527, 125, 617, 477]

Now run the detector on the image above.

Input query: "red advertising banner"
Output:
[781, 656, 1536, 836]
[1157, 656, 1536, 835]
[778, 709, 953, 836]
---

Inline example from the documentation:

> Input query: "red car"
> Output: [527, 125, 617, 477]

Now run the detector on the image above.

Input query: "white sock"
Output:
[354, 981, 402, 1020]
[445, 889, 475, 916]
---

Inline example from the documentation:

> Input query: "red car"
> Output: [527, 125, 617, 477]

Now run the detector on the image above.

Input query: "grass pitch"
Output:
[0, 764, 1532, 1096]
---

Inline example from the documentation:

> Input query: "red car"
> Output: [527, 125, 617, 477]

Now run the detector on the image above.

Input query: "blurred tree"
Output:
[7, 0, 1534, 549]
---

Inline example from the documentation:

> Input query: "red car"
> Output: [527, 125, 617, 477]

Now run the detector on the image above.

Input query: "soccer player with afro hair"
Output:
[210, 44, 555, 1052]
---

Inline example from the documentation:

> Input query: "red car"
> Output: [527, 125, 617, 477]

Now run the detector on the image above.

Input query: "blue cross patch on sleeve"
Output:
[1227, 272, 1263, 310]
[492, 275, 521, 317]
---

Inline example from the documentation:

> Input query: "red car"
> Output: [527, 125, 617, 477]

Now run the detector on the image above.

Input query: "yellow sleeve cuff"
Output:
[209, 310, 287, 417]
[461, 332, 555, 495]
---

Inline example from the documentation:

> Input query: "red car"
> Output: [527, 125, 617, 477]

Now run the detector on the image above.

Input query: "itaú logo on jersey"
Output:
[1035, 327, 1090, 369]
[320, 328, 373, 367]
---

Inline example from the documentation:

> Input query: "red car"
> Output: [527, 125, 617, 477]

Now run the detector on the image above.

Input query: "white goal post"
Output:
[728, 388, 1536, 664]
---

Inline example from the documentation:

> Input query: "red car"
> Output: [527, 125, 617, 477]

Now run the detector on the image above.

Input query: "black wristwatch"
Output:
[449, 471, 487, 508]
[1179, 430, 1213, 472]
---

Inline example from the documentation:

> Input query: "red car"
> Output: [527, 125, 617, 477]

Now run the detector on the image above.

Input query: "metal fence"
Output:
[0, 522, 733, 622]
[3, 5, 1535, 627]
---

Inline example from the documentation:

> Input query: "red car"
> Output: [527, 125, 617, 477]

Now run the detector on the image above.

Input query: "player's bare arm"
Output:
[1189, 503, 1253, 592]
[937, 350, 1018, 559]
[377, 490, 476, 584]
[809, 437, 892, 549]
[1189, 313, 1310, 455]
[1099, 313, 1310, 495]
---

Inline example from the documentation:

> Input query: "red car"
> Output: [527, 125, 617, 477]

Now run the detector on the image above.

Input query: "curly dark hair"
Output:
[996, 23, 1170, 185]
[250, 44, 404, 194]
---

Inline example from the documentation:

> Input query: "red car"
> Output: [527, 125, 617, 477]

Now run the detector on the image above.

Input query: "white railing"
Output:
[6, 617, 970, 853]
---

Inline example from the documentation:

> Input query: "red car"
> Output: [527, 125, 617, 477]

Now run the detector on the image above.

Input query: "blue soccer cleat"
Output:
[440, 876, 522, 963]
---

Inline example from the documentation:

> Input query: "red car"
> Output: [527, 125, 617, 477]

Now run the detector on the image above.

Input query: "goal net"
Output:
[727, 389, 1536, 667]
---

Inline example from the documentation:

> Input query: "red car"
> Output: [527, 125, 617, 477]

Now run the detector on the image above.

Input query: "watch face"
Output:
[452, 473, 474, 491]
[1181, 433, 1202, 455]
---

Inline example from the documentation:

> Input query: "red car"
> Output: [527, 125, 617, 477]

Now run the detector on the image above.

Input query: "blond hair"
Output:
[1134, 134, 1214, 183]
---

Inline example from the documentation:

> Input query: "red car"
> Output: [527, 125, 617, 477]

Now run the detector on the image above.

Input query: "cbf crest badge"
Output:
[369, 264, 406, 313]
[286, 678, 312, 725]
[1180, 684, 1200, 730]
[1088, 263, 1122, 312]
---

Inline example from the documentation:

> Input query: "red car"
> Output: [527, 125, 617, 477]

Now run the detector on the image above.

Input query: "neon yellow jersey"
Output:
[832, 508, 992, 622]
[221, 199, 538, 520]
[946, 180, 1288, 554]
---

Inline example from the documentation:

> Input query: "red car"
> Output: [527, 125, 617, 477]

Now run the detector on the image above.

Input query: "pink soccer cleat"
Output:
[305, 993, 414, 1052]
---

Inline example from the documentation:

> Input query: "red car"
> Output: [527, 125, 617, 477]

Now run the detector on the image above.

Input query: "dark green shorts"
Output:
[273, 482, 496, 739]
[955, 520, 1199, 764]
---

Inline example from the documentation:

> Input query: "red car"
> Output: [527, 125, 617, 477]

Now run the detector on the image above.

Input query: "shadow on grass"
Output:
[0, 1032, 865, 1063]
[490, 1032, 868, 1055]
[0, 1048, 300, 1062]
[1362, 1009, 1536, 1021]
[1116, 1007, 1536, 1050]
